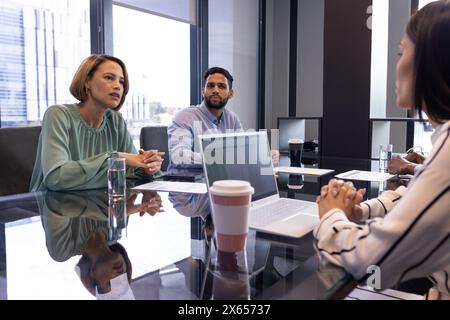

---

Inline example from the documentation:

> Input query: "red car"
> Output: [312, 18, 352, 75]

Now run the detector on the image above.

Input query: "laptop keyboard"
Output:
[250, 198, 309, 228]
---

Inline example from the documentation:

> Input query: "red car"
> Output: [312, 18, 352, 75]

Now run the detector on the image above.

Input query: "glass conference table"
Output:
[0, 157, 400, 300]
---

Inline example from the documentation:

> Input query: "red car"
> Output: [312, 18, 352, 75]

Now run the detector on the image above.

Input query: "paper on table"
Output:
[274, 166, 334, 176]
[132, 181, 207, 194]
[335, 170, 394, 182]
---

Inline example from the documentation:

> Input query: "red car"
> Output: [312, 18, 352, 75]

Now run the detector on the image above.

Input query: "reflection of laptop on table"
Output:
[198, 131, 319, 238]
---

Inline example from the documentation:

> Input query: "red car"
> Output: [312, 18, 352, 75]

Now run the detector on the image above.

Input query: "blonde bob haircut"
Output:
[69, 54, 129, 110]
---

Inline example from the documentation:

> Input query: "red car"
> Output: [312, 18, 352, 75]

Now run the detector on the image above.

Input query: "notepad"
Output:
[274, 166, 334, 176]
[132, 181, 207, 194]
[335, 170, 394, 182]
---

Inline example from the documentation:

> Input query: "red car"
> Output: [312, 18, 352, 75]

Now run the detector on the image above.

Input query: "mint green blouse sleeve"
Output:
[30, 104, 158, 191]
[38, 106, 111, 190]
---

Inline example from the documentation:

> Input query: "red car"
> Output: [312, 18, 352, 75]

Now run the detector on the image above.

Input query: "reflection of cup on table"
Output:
[108, 157, 126, 199]
[108, 196, 126, 244]
[288, 138, 304, 167]
[209, 180, 254, 253]
[287, 174, 304, 190]
[212, 250, 250, 300]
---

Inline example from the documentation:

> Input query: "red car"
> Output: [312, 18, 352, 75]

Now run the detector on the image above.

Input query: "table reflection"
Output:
[169, 192, 210, 220]
[0, 157, 371, 300]
[210, 250, 250, 300]
[164, 167, 211, 227]
[164, 169, 352, 300]
[40, 189, 162, 299]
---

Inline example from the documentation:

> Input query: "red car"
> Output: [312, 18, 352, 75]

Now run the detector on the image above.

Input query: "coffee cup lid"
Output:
[288, 138, 304, 144]
[209, 180, 254, 196]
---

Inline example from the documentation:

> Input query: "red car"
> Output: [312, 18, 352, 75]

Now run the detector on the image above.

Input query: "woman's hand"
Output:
[117, 150, 164, 173]
[118, 152, 151, 169]
[138, 149, 164, 175]
[139, 191, 163, 216]
[127, 191, 163, 216]
[316, 179, 365, 220]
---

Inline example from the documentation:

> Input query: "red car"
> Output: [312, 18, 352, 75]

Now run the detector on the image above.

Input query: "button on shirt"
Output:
[168, 102, 242, 168]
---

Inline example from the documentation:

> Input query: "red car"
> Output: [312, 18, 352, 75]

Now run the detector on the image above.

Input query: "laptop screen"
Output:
[200, 131, 278, 202]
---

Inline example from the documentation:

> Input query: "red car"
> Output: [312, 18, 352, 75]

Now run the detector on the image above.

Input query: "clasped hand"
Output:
[119, 149, 165, 175]
[316, 179, 366, 221]
[127, 191, 163, 217]
[138, 149, 165, 175]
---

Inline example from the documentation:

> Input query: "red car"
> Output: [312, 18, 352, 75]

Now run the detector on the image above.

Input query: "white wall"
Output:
[296, 0, 324, 118]
[370, 0, 389, 119]
[265, 0, 290, 129]
[209, 0, 258, 130]
[265, 0, 323, 140]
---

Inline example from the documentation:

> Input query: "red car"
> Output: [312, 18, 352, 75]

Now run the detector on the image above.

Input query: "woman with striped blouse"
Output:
[315, 0, 450, 300]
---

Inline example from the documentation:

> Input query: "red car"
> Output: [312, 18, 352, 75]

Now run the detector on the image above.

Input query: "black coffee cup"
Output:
[288, 138, 304, 167]
[287, 174, 304, 190]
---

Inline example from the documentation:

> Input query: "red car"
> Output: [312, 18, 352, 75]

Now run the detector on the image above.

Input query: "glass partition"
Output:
[369, 118, 433, 159]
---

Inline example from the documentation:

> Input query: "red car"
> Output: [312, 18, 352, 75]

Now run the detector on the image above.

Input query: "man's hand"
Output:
[271, 149, 280, 167]
[388, 155, 416, 175]
[404, 151, 425, 164]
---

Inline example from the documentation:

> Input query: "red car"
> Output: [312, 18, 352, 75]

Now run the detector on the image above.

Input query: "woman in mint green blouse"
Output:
[30, 55, 164, 191]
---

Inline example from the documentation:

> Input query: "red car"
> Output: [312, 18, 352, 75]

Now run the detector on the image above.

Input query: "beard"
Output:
[204, 95, 229, 109]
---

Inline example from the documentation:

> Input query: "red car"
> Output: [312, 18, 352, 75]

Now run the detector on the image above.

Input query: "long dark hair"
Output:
[406, 0, 450, 123]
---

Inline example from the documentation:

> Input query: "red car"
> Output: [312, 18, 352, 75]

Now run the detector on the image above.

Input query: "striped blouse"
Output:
[314, 119, 450, 298]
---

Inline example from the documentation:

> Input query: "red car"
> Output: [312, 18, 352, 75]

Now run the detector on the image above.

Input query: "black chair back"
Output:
[0, 126, 41, 196]
[139, 126, 169, 171]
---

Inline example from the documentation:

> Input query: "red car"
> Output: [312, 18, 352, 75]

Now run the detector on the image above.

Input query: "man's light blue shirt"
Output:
[168, 102, 242, 168]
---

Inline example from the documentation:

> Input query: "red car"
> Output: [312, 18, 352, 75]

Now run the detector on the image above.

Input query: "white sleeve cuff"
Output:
[313, 209, 348, 239]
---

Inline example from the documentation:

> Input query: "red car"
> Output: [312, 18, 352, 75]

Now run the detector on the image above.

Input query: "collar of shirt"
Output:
[199, 102, 224, 125]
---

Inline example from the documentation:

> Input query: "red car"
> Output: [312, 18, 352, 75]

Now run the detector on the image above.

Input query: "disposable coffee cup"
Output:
[288, 138, 304, 167]
[209, 180, 254, 253]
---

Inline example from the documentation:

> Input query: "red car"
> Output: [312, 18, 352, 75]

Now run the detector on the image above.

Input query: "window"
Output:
[370, 118, 433, 158]
[113, 0, 196, 24]
[419, 0, 438, 9]
[113, 4, 191, 146]
[0, 0, 90, 127]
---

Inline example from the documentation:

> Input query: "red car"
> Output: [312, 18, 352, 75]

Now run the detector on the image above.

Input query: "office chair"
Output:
[0, 126, 41, 196]
[139, 126, 169, 172]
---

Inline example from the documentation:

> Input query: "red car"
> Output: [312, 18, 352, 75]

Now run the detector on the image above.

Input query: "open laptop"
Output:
[198, 131, 319, 238]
